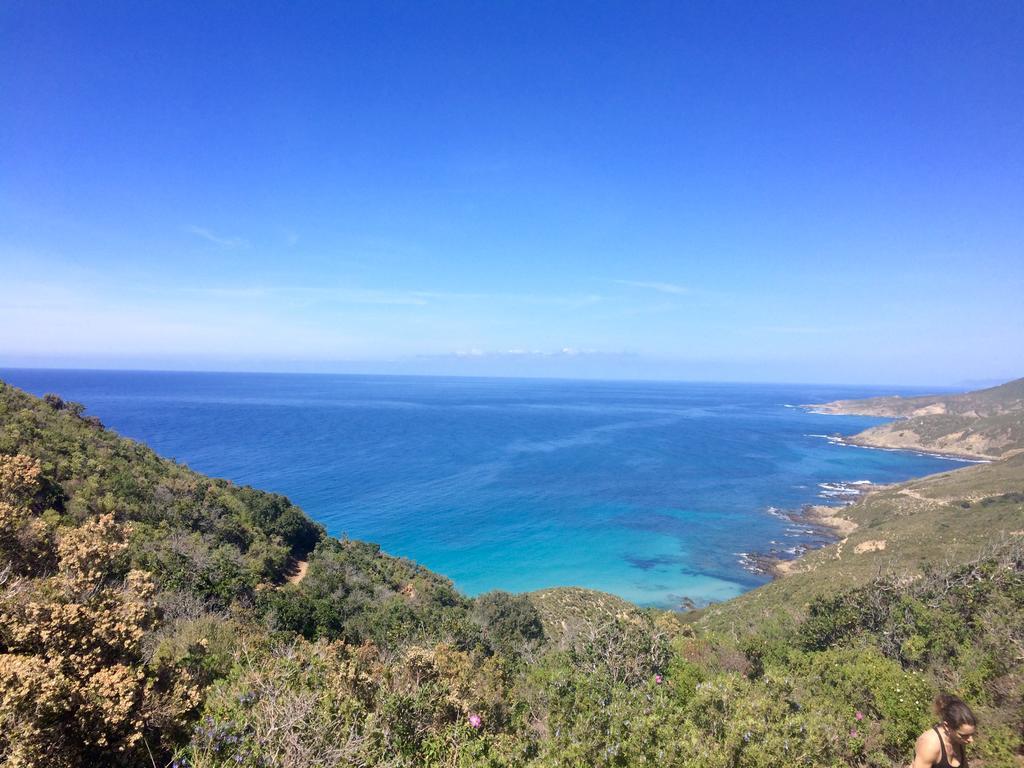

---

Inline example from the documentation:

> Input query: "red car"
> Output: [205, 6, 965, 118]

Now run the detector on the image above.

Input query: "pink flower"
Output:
[654, 674, 663, 684]
[468, 714, 482, 729]
[850, 728, 858, 738]
[855, 711, 863, 721]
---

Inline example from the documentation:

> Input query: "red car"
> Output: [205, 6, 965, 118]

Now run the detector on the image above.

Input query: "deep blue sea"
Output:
[0, 370, 970, 607]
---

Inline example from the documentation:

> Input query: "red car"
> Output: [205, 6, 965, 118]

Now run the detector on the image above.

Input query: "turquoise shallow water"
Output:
[0, 370, 968, 607]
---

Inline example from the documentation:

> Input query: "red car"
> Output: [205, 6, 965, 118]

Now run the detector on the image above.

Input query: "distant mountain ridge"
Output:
[806, 376, 1024, 459]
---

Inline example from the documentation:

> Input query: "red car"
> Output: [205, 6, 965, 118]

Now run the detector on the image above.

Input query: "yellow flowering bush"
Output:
[0, 464, 200, 767]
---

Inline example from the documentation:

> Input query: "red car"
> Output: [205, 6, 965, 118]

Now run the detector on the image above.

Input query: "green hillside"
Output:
[0, 381, 471, 639]
[698, 453, 1024, 634]
[1, 379, 1022, 768]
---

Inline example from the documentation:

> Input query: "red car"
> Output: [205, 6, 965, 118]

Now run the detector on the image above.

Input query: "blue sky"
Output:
[2, 1, 1022, 385]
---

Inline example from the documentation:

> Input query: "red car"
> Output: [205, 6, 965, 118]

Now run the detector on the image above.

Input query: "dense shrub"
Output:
[0, 503, 200, 766]
[786, 646, 932, 761]
[177, 638, 519, 768]
[473, 590, 545, 658]
[258, 538, 481, 648]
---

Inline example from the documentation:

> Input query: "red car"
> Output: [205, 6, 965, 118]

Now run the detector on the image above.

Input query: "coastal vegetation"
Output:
[0, 379, 1021, 767]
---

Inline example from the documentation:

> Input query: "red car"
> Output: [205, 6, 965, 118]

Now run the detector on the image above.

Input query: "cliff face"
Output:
[806, 377, 1024, 459]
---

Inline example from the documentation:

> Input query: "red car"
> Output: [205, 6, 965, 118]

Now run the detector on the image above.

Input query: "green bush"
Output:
[787, 646, 933, 760]
[473, 590, 545, 658]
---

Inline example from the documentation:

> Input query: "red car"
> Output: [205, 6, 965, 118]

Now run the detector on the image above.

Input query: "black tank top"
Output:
[933, 726, 967, 768]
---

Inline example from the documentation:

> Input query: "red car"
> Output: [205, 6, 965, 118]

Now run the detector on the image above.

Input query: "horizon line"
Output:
[0, 363, 986, 393]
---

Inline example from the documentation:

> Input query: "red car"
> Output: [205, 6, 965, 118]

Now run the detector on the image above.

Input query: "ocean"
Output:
[0, 369, 968, 608]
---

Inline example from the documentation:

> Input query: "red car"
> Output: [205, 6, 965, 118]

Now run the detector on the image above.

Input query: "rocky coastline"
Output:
[739, 488, 870, 580]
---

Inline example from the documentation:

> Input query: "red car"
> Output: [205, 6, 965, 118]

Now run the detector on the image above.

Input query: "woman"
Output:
[911, 694, 977, 768]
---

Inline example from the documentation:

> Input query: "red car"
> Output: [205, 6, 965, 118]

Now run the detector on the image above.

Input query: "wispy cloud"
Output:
[445, 346, 606, 359]
[186, 225, 249, 249]
[409, 290, 603, 309]
[338, 289, 428, 306]
[186, 286, 271, 299]
[758, 325, 833, 335]
[182, 285, 602, 309]
[613, 280, 689, 295]
[185, 285, 427, 306]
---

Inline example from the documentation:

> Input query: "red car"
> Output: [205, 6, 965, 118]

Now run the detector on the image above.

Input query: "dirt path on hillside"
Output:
[286, 559, 309, 584]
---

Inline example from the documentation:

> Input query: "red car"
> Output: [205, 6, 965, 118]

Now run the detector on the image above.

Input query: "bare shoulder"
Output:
[912, 729, 941, 766]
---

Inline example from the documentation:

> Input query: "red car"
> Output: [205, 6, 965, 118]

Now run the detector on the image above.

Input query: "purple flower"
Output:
[468, 714, 482, 729]
[855, 711, 863, 721]
[850, 728, 858, 738]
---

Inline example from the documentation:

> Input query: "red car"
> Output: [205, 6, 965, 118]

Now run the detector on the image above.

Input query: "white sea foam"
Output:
[735, 552, 758, 574]
[805, 433, 847, 446]
[818, 482, 860, 496]
[807, 433, 989, 464]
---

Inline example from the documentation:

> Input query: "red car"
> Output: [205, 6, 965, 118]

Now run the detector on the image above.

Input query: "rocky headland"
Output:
[804, 376, 1024, 460]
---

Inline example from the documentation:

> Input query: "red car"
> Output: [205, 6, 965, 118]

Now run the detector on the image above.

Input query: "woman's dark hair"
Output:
[935, 694, 976, 728]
